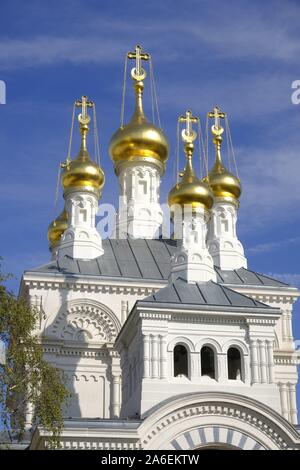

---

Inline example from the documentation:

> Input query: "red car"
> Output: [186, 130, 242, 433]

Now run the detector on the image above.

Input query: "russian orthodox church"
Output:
[21, 46, 300, 450]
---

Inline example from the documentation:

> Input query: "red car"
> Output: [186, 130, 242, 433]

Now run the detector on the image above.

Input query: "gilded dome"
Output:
[208, 160, 241, 201]
[109, 82, 169, 173]
[48, 208, 68, 248]
[208, 131, 241, 202]
[168, 142, 214, 211]
[61, 123, 105, 193]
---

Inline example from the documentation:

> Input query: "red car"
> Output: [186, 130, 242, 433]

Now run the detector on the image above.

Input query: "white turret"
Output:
[207, 106, 247, 270]
[109, 45, 169, 238]
[168, 110, 216, 283]
[58, 96, 105, 260]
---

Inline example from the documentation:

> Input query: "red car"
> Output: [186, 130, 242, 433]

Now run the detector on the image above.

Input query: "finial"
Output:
[127, 45, 150, 82]
[178, 110, 199, 180]
[126, 45, 150, 124]
[208, 106, 226, 166]
[75, 95, 94, 155]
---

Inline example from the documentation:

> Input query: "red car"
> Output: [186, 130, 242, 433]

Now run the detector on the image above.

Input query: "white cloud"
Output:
[237, 141, 300, 232]
[1, 0, 300, 70]
[159, 71, 295, 121]
[247, 237, 300, 255]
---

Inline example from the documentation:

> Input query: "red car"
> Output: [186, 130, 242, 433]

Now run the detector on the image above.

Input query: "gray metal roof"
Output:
[27, 238, 289, 287]
[141, 277, 271, 309]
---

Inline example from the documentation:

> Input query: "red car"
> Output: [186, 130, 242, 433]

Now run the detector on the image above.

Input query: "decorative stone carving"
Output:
[49, 300, 120, 343]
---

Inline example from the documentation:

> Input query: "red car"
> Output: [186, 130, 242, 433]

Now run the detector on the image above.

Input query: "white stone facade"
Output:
[59, 189, 103, 260]
[171, 209, 216, 283]
[22, 264, 300, 448]
[116, 299, 291, 420]
[115, 162, 163, 239]
[207, 200, 247, 270]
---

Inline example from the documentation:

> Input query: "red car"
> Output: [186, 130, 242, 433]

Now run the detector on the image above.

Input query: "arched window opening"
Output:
[227, 347, 242, 380]
[174, 344, 188, 377]
[201, 346, 215, 379]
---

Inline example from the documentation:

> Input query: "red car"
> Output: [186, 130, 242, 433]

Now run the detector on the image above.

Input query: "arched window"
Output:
[227, 347, 242, 380]
[174, 344, 188, 377]
[201, 346, 215, 379]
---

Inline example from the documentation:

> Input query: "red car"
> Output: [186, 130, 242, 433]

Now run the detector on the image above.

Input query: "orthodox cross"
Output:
[75, 95, 94, 125]
[127, 45, 150, 81]
[179, 109, 198, 142]
[208, 106, 226, 130]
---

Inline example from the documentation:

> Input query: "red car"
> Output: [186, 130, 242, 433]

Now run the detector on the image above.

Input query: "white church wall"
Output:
[117, 309, 283, 420]
[23, 279, 145, 420]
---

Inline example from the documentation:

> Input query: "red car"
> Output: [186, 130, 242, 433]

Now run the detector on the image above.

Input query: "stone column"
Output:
[258, 340, 267, 384]
[143, 335, 150, 379]
[121, 300, 128, 324]
[281, 310, 288, 342]
[111, 375, 121, 418]
[151, 335, 159, 378]
[159, 335, 167, 379]
[244, 356, 250, 384]
[250, 339, 259, 384]
[266, 340, 275, 384]
[288, 383, 298, 424]
[286, 310, 293, 342]
[109, 349, 121, 418]
[218, 353, 227, 382]
[279, 383, 289, 420]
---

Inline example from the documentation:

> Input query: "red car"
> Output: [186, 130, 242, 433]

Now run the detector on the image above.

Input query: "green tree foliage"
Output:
[0, 262, 69, 447]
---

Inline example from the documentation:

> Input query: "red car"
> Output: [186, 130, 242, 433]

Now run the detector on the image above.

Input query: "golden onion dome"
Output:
[61, 149, 105, 193]
[168, 142, 214, 211]
[109, 81, 169, 174]
[207, 106, 241, 203]
[208, 159, 241, 201]
[48, 208, 68, 249]
[61, 97, 105, 194]
[61, 130, 105, 193]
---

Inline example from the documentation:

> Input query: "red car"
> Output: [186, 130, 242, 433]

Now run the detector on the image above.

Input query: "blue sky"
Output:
[0, 0, 300, 404]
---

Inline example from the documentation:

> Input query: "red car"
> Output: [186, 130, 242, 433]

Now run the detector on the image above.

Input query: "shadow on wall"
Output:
[42, 261, 121, 419]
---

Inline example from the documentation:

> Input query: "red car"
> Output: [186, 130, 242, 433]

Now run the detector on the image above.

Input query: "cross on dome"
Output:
[75, 95, 94, 125]
[179, 110, 198, 143]
[208, 105, 226, 133]
[127, 44, 150, 81]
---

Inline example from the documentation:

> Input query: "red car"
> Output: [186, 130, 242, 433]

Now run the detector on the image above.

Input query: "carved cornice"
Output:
[42, 344, 111, 358]
[274, 356, 300, 366]
[43, 437, 142, 450]
[138, 311, 277, 326]
[23, 278, 160, 296]
[226, 288, 299, 306]
[246, 318, 277, 326]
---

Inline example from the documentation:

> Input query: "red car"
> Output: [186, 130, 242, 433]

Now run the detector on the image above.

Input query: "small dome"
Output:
[207, 115, 241, 203]
[109, 82, 169, 173]
[48, 208, 68, 249]
[61, 123, 105, 193]
[168, 143, 214, 211]
[208, 160, 241, 201]
[61, 153, 105, 193]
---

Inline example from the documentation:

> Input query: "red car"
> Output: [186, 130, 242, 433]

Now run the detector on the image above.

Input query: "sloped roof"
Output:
[140, 277, 272, 309]
[27, 238, 289, 287]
